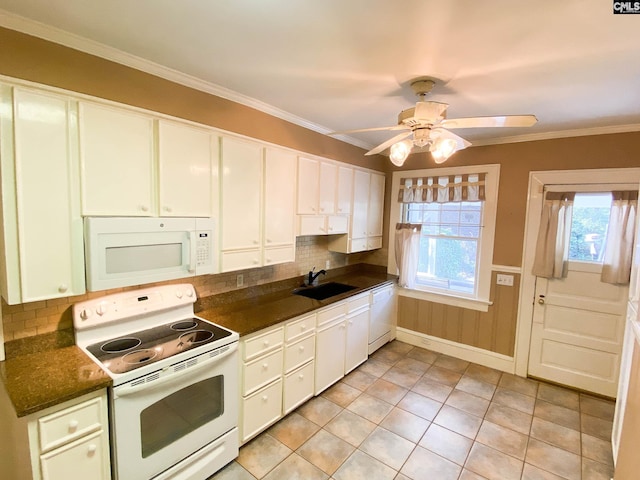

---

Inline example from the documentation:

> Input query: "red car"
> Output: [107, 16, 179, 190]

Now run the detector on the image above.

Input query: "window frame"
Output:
[388, 164, 500, 312]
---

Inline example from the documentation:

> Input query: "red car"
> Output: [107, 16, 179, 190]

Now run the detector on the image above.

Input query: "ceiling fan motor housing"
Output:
[398, 101, 448, 127]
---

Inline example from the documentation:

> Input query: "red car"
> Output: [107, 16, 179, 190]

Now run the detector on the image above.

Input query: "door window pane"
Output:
[568, 193, 612, 262]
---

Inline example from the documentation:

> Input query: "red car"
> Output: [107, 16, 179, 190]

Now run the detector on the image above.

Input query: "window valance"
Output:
[398, 173, 486, 203]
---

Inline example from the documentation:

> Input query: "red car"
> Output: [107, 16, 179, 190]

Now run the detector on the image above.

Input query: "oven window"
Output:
[105, 243, 182, 274]
[140, 376, 224, 458]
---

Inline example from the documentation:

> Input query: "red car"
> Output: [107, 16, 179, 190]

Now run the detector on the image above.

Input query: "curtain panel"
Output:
[532, 192, 575, 279]
[601, 191, 638, 284]
[394, 223, 421, 288]
[398, 173, 486, 204]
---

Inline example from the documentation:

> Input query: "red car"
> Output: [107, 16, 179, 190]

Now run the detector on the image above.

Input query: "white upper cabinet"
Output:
[368, 172, 385, 237]
[158, 120, 215, 217]
[351, 169, 370, 240]
[318, 161, 337, 214]
[337, 166, 354, 215]
[79, 102, 155, 216]
[264, 147, 297, 251]
[297, 156, 320, 214]
[0, 87, 85, 304]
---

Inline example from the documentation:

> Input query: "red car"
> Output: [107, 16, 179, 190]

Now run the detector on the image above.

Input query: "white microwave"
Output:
[84, 217, 216, 291]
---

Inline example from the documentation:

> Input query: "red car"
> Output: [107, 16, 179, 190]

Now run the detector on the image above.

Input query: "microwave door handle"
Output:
[187, 231, 196, 273]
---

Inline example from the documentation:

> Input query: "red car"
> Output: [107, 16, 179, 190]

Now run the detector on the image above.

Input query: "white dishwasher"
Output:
[369, 283, 396, 354]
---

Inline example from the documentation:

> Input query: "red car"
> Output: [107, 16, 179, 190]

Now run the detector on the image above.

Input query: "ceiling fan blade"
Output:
[430, 127, 472, 150]
[440, 114, 538, 129]
[365, 131, 413, 156]
[328, 125, 409, 135]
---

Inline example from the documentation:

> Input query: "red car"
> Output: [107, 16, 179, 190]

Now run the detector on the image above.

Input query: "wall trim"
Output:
[491, 265, 522, 274]
[396, 327, 516, 374]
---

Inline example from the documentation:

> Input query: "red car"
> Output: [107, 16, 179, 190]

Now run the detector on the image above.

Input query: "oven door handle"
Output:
[113, 342, 238, 398]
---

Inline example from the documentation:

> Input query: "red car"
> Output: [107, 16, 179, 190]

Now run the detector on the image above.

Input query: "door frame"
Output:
[514, 168, 640, 377]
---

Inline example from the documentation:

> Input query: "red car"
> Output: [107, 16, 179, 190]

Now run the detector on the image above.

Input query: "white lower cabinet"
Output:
[242, 379, 283, 442]
[0, 389, 110, 480]
[345, 293, 370, 374]
[315, 317, 347, 394]
[284, 360, 315, 414]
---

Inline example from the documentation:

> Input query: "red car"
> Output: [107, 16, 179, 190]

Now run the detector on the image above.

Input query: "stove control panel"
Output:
[73, 284, 197, 332]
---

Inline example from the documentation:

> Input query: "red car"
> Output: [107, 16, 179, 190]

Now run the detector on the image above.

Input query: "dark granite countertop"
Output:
[0, 329, 112, 417]
[196, 266, 396, 337]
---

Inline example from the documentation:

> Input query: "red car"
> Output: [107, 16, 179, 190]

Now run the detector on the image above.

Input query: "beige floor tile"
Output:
[370, 347, 404, 365]
[267, 412, 320, 450]
[297, 429, 355, 475]
[411, 376, 453, 403]
[492, 387, 536, 414]
[208, 460, 256, 480]
[465, 443, 523, 480]
[445, 389, 490, 418]
[521, 463, 566, 480]
[464, 364, 502, 385]
[406, 346, 439, 365]
[381, 365, 422, 389]
[379, 406, 430, 443]
[358, 358, 392, 378]
[580, 394, 615, 421]
[530, 417, 581, 455]
[525, 438, 581, 480]
[366, 378, 409, 404]
[419, 423, 473, 465]
[382, 340, 414, 356]
[342, 369, 377, 391]
[423, 365, 463, 387]
[485, 403, 533, 435]
[581, 413, 613, 440]
[394, 356, 430, 375]
[581, 432, 614, 466]
[324, 409, 377, 447]
[401, 445, 462, 480]
[297, 396, 343, 427]
[262, 453, 328, 480]
[499, 373, 539, 397]
[433, 405, 483, 439]
[321, 381, 362, 407]
[237, 434, 292, 479]
[346, 392, 394, 424]
[459, 469, 489, 480]
[537, 383, 580, 410]
[434, 354, 471, 373]
[397, 390, 443, 421]
[359, 426, 415, 470]
[476, 420, 528, 460]
[533, 399, 581, 431]
[332, 450, 397, 480]
[582, 456, 614, 480]
[456, 376, 497, 401]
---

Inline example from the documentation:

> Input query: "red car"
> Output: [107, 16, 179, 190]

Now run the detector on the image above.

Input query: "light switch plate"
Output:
[496, 274, 514, 286]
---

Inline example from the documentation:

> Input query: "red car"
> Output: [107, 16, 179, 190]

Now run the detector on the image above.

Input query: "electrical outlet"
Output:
[236, 274, 244, 288]
[496, 274, 514, 286]
[421, 338, 431, 347]
[325, 260, 330, 269]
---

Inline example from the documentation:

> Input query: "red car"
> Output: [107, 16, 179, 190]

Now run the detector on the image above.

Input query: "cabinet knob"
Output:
[320, 207, 325, 212]
[87, 444, 97, 455]
[311, 207, 316, 212]
[253, 259, 259, 264]
[266, 239, 272, 243]
[163, 206, 172, 213]
[298, 374, 304, 380]
[299, 345, 305, 352]
[262, 395, 269, 402]
[301, 325, 306, 330]
[140, 205, 149, 212]
[58, 284, 68, 293]
[263, 340, 269, 346]
[68, 420, 79, 432]
[266, 258, 271, 263]
[262, 363, 269, 369]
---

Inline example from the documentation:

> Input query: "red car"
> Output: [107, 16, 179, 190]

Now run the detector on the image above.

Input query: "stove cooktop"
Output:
[86, 317, 233, 375]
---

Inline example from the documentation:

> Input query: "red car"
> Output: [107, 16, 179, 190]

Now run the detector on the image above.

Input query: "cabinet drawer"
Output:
[38, 396, 104, 453]
[243, 327, 284, 361]
[367, 236, 383, 250]
[40, 430, 109, 480]
[221, 249, 261, 273]
[263, 245, 295, 265]
[317, 302, 347, 327]
[284, 361, 314, 414]
[348, 292, 370, 313]
[243, 348, 283, 395]
[299, 215, 326, 235]
[284, 335, 315, 373]
[285, 313, 315, 342]
[242, 379, 283, 442]
[350, 238, 368, 253]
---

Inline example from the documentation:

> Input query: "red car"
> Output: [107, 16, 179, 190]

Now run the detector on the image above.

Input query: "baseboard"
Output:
[395, 327, 516, 374]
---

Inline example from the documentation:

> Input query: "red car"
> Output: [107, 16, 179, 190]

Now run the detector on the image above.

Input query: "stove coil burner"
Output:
[123, 348, 160, 365]
[170, 320, 198, 331]
[101, 337, 142, 353]
[179, 330, 214, 344]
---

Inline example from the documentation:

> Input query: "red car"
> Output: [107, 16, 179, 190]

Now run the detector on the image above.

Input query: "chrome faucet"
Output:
[307, 267, 326, 286]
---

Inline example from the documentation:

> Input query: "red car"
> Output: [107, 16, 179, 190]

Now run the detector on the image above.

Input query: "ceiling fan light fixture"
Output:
[389, 139, 413, 166]
[430, 137, 457, 164]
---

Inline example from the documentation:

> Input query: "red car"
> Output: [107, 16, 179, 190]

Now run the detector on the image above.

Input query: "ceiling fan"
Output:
[330, 79, 537, 166]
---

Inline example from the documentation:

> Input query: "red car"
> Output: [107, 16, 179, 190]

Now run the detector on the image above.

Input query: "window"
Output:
[391, 165, 499, 311]
[568, 193, 612, 263]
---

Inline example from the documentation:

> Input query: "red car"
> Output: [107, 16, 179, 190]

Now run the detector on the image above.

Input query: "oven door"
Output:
[110, 343, 238, 480]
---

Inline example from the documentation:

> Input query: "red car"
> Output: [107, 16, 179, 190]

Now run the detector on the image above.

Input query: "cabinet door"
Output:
[345, 307, 370, 374]
[242, 379, 283, 443]
[220, 137, 262, 251]
[315, 320, 346, 394]
[351, 170, 370, 240]
[318, 161, 337, 214]
[264, 148, 296, 248]
[297, 156, 319, 214]
[158, 120, 214, 217]
[368, 172, 385, 237]
[40, 430, 110, 480]
[8, 89, 85, 303]
[79, 102, 154, 216]
[337, 166, 354, 215]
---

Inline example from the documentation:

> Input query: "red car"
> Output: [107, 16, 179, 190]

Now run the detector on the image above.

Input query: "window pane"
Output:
[441, 210, 460, 224]
[460, 210, 481, 225]
[568, 193, 611, 262]
[416, 236, 477, 294]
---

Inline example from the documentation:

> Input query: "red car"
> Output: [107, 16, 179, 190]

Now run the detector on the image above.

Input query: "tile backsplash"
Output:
[1, 236, 388, 341]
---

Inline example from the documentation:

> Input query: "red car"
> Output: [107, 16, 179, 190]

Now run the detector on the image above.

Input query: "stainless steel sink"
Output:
[292, 282, 357, 300]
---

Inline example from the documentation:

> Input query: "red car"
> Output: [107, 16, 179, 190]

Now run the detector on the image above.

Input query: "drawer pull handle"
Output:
[87, 444, 97, 456]
[262, 395, 268, 402]
[298, 374, 304, 380]
[299, 345, 305, 352]
[301, 325, 306, 330]
[262, 363, 269, 369]
[263, 340, 269, 346]
[68, 420, 79, 432]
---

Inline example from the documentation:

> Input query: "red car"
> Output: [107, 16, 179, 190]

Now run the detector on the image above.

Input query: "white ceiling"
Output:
[1, 0, 639, 152]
